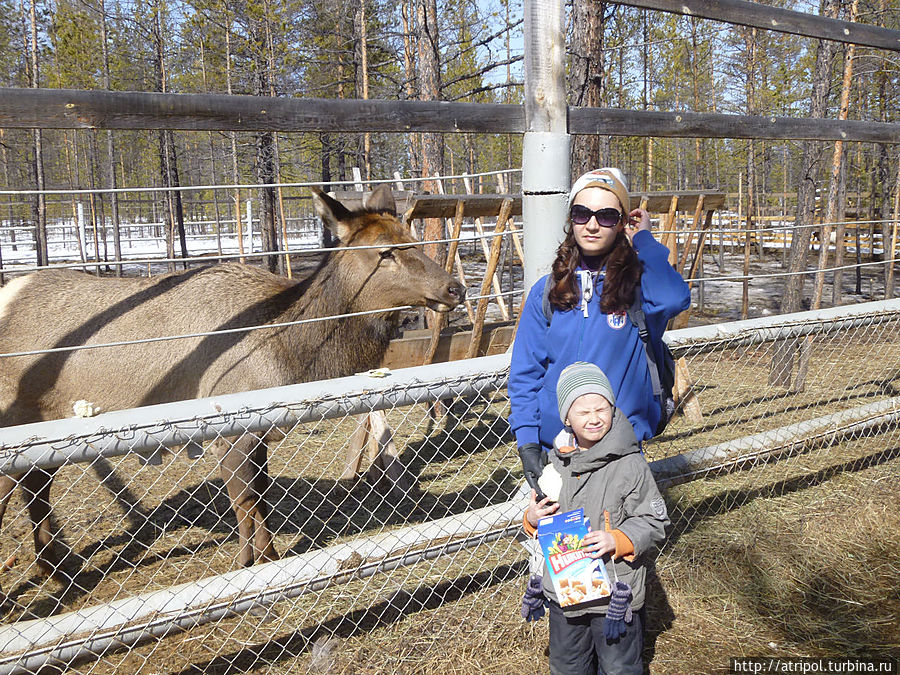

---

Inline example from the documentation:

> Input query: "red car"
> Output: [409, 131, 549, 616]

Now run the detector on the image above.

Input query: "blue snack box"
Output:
[537, 507, 612, 607]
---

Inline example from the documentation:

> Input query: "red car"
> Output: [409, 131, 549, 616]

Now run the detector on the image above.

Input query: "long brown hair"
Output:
[548, 223, 642, 315]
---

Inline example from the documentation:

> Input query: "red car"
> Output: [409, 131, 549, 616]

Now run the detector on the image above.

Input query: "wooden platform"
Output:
[330, 190, 723, 219]
[381, 322, 515, 369]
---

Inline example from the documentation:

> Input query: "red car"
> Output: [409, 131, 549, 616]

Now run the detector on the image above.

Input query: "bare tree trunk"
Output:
[744, 143, 755, 320]
[0, 129, 14, 286]
[198, 38, 223, 256]
[224, 9, 244, 262]
[254, 0, 280, 274]
[356, 0, 371, 180]
[401, 0, 421, 175]
[569, 0, 609, 176]
[642, 10, 651, 190]
[416, 0, 444, 266]
[814, 0, 857, 309]
[255, 132, 279, 273]
[168, 140, 187, 264]
[876, 0, 892, 290]
[26, 0, 48, 267]
[779, 0, 839, 316]
[770, 0, 838, 387]
[741, 29, 757, 320]
[153, 0, 186, 270]
[99, 0, 122, 275]
[689, 16, 704, 188]
[89, 130, 109, 269]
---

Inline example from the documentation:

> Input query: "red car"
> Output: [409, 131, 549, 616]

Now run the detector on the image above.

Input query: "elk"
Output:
[0, 186, 464, 595]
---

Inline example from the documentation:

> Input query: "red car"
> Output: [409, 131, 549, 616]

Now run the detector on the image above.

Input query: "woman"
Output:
[508, 168, 690, 494]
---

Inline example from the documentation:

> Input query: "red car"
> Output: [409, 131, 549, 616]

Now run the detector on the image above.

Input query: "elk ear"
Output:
[311, 187, 353, 242]
[364, 184, 396, 215]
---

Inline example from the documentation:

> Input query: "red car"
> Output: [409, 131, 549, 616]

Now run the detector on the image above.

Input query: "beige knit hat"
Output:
[557, 361, 616, 423]
[567, 168, 631, 214]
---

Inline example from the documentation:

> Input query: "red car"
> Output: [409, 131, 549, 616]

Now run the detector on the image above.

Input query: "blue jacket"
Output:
[509, 230, 690, 446]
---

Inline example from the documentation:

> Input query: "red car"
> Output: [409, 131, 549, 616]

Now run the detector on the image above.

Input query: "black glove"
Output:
[518, 443, 547, 501]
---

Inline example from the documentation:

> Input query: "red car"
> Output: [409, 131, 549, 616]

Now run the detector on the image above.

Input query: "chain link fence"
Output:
[0, 300, 898, 673]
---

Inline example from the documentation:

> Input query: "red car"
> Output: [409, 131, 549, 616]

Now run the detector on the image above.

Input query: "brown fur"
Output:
[0, 186, 464, 590]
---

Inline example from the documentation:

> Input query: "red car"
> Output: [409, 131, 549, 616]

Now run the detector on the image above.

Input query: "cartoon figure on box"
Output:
[538, 508, 612, 608]
[522, 362, 670, 675]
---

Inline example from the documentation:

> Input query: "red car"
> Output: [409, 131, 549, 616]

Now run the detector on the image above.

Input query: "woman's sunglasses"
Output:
[570, 205, 621, 228]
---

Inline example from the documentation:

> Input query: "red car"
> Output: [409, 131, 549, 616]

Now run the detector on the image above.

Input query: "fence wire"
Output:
[0, 305, 898, 674]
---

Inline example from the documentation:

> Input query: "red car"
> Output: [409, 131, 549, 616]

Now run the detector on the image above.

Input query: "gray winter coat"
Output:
[540, 408, 669, 617]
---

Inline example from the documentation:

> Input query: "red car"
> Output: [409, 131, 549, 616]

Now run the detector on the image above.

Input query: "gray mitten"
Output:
[602, 581, 633, 640]
[521, 574, 548, 622]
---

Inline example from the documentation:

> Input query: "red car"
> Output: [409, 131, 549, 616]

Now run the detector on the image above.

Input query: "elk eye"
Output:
[379, 248, 396, 260]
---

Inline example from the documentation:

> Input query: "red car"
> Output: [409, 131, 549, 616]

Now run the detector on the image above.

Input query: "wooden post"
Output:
[422, 199, 465, 366]
[364, 410, 413, 499]
[234, 189, 244, 264]
[277, 186, 292, 279]
[505, 219, 526, 267]
[662, 195, 679, 265]
[740, 172, 753, 320]
[463, 176, 510, 321]
[466, 199, 511, 360]
[506, 218, 528, 322]
[676, 194, 705, 275]
[887, 158, 900, 299]
[455, 252, 476, 324]
[671, 208, 713, 330]
[674, 357, 703, 424]
[687, 210, 715, 282]
[718, 211, 725, 271]
[341, 414, 371, 480]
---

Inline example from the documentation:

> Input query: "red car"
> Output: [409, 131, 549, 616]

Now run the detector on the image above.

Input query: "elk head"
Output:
[311, 185, 465, 313]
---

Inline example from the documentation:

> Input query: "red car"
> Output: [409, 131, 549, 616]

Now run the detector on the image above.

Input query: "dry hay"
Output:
[647, 317, 900, 460]
[63, 434, 898, 674]
[0, 318, 897, 673]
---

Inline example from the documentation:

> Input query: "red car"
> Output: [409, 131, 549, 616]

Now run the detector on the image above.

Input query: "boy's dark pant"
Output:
[548, 600, 644, 675]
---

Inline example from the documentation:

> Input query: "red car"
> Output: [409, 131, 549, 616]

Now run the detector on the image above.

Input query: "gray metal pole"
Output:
[0, 354, 510, 475]
[522, 0, 569, 293]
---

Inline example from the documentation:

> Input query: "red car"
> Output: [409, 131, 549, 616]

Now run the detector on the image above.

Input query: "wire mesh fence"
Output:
[0, 301, 898, 674]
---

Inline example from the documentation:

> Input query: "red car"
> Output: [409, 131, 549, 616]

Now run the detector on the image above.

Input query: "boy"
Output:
[523, 361, 669, 675]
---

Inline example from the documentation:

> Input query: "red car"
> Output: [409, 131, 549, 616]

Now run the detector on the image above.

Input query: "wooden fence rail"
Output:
[2, 89, 900, 144]
[616, 0, 900, 51]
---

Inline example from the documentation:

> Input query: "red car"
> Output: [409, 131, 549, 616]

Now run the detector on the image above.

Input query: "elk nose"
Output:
[447, 280, 466, 304]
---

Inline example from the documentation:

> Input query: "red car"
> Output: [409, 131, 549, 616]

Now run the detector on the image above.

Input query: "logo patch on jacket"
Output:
[651, 497, 667, 519]
[607, 313, 627, 330]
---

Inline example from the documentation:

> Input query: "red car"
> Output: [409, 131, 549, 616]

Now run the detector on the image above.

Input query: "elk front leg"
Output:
[0, 474, 17, 604]
[214, 434, 278, 567]
[21, 467, 66, 581]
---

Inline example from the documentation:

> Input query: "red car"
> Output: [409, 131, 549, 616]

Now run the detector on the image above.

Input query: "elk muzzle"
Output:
[427, 279, 466, 312]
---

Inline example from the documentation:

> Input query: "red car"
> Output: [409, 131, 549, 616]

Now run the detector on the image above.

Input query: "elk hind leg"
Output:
[215, 434, 277, 567]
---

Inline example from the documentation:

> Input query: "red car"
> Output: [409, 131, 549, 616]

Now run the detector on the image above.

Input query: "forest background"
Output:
[0, 0, 898, 291]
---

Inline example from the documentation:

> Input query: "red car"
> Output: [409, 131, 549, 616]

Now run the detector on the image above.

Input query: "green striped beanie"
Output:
[557, 361, 616, 423]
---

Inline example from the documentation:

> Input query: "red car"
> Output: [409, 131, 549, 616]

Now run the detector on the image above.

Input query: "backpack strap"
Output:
[626, 288, 663, 400]
[541, 274, 553, 325]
